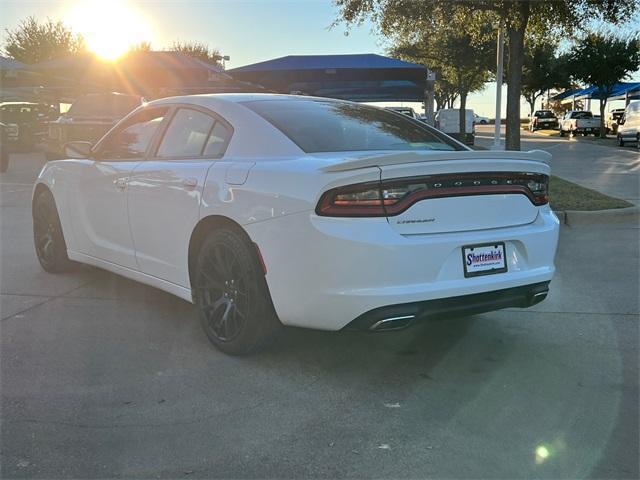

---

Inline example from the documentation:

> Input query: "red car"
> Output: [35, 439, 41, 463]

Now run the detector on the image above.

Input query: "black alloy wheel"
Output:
[33, 189, 75, 272]
[194, 229, 280, 355]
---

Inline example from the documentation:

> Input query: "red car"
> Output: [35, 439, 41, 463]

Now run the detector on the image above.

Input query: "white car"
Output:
[33, 94, 559, 354]
[473, 113, 490, 125]
[617, 101, 640, 148]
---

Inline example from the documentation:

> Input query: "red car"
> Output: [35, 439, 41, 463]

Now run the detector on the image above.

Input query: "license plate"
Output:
[462, 242, 507, 278]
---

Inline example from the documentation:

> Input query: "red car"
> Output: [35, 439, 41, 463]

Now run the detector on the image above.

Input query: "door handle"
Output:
[114, 177, 128, 190]
[182, 178, 198, 190]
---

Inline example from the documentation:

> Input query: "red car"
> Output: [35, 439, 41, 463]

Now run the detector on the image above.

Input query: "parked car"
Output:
[559, 110, 600, 137]
[473, 113, 489, 125]
[33, 94, 559, 355]
[435, 108, 475, 145]
[529, 110, 558, 131]
[385, 106, 420, 119]
[606, 108, 626, 135]
[617, 101, 640, 148]
[44, 92, 144, 159]
[0, 102, 51, 151]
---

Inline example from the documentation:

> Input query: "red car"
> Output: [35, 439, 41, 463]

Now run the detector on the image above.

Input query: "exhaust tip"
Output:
[530, 291, 548, 306]
[369, 315, 415, 332]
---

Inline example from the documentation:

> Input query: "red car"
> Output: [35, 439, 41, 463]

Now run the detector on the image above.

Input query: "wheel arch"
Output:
[187, 215, 257, 291]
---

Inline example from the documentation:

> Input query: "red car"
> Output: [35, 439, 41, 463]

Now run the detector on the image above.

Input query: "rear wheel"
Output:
[33, 189, 76, 272]
[194, 229, 280, 355]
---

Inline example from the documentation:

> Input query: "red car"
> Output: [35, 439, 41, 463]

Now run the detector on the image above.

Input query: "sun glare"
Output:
[67, 0, 152, 61]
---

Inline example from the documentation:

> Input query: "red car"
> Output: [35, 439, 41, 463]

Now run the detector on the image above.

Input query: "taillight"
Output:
[316, 172, 549, 217]
[316, 181, 386, 217]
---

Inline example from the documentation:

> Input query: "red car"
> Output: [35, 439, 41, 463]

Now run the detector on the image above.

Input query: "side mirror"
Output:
[64, 141, 93, 159]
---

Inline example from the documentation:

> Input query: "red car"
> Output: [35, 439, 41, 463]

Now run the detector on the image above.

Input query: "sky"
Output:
[1, 0, 638, 117]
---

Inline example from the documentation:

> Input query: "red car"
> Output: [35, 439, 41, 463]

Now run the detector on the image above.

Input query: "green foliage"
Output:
[568, 33, 640, 137]
[390, 21, 494, 132]
[2, 16, 86, 64]
[170, 41, 221, 66]
[334, 0, 640, 149]
[522, 40, 571, 114]
[569, 33, 640, 95]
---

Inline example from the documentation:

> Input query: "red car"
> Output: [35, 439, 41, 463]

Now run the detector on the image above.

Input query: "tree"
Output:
[569, 33, 640, 138]
[170, 40, 221, 66]
[521, 40, 571, 115]
[128, 41, 153, 52]
[2, 16, 86, 64]
[391, 22, 494, 135]
[334, 0, 638, 150]
[433, 72, 459, 111]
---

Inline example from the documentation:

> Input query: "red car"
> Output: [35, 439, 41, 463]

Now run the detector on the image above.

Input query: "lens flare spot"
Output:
[535, 445, 551, 464]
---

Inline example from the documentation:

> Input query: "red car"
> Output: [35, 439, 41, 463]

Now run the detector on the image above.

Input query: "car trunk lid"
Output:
[321, 150, 551, 234]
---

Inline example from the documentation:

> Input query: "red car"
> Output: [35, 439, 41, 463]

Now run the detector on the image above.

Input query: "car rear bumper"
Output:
[345, 281, 550, 331]
[245, 207, 560, 331]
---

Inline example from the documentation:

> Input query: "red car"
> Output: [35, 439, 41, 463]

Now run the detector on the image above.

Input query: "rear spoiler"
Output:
[321, 150, 552, 173]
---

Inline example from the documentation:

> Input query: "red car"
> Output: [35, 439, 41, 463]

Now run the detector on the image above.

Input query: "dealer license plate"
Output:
[462, 243, 507, 278]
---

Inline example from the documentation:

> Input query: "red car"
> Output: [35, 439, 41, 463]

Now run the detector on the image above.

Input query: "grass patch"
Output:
[549, 175, 633, 211]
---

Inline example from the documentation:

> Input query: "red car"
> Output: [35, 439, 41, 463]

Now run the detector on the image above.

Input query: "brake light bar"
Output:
[316, 172, 549, 217]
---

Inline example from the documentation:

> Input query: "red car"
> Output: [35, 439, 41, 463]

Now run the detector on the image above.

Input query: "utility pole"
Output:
[425, 69, 436, 126]
[493, 25, 504, 150]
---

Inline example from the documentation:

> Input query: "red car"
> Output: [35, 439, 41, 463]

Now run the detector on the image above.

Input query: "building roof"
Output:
[229, 53, 426, 73]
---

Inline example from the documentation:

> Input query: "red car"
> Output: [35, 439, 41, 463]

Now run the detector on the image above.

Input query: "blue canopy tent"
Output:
[552, 82, 640, 106]
[227, 54, 427, 102]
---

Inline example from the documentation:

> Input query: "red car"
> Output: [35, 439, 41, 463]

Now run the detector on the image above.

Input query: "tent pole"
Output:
[493, 25, 504, 150]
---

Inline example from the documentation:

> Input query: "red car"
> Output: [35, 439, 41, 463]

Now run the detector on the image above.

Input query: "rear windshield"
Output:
[534, 110, 555, 118]
[243, 99, 460, 153]
[68, 95, 140, 118]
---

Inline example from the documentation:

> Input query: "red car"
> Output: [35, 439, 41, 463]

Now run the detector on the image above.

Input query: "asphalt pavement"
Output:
[1, 151, 638, 479]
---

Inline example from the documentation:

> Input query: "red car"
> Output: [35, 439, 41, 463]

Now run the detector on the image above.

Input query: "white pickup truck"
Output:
[559, 110, 601, 137]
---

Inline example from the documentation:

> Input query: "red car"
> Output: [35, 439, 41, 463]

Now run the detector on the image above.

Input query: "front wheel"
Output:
[194, 229, 281, 355]
[33, 189, 76, 272]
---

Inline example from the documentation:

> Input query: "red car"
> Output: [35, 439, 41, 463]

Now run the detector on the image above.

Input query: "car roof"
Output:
[148, 93, 346, 108]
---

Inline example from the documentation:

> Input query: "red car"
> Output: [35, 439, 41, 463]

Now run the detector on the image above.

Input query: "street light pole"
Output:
[493, 25, 504, 150]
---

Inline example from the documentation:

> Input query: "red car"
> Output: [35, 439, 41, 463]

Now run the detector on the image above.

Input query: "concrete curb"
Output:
[554, 206, 640, 226]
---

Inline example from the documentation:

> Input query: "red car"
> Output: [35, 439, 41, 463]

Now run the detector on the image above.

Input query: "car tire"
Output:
[559, 129, 565, 137]
[618, 135, 625, 147]
[481, 120, 487, 125]
[193, 228, 281, 355]
[33, 189, 77, 273]
[636, 134, 640, 150]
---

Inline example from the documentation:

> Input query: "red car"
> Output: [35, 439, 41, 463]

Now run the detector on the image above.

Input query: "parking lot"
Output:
[1, 149, 638, 478]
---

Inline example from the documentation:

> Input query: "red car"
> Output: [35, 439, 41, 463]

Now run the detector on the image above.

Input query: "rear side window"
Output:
[243, 99, 459, 153]
[203, 122, 230, 156]
[157, 109, 215, 158]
